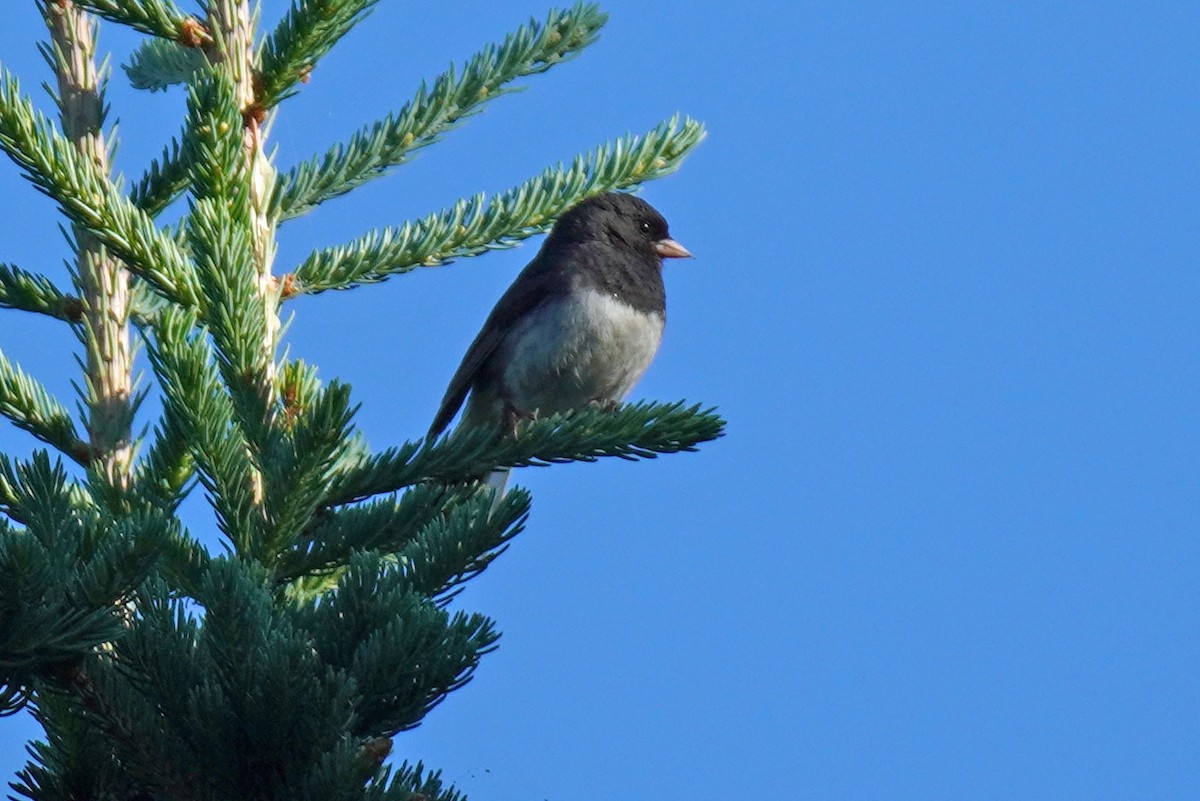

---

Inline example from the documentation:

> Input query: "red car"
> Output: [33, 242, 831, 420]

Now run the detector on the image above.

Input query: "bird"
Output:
[428, 191, 691, 498]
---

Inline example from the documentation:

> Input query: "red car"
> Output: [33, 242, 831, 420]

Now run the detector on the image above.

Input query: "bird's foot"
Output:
[589, 398, 621, 413]
[501, 401, 537, 437]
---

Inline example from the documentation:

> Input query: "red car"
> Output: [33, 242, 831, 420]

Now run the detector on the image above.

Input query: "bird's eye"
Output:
[640, 220, 652, 233]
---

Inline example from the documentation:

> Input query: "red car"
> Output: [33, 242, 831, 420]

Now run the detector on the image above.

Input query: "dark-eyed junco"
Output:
[429, 192, 690, 493]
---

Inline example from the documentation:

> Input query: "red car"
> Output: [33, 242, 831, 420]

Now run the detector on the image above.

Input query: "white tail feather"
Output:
[486, 467, 511, 517]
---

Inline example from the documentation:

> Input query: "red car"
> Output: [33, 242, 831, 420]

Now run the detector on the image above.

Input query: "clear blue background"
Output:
[1, 2, 1197, 798]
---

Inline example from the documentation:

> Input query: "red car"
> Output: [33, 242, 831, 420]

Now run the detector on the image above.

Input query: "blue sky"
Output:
[1, 1, 1197, 798]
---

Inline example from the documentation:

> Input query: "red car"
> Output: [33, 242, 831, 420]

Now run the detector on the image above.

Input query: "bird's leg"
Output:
[501, 400, 536, 437]
[589, 397, 621, 413]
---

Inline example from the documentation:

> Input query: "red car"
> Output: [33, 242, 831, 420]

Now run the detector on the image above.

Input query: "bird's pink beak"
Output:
[654, 238, 692, 259]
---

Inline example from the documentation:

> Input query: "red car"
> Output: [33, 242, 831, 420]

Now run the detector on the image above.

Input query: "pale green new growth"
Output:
[124, 37, 208, 91]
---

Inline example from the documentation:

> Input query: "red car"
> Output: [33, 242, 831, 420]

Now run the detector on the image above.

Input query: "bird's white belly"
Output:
[501, 288, 664, 415]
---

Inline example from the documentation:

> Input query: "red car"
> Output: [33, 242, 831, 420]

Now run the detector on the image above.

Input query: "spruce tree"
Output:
[0, 1, 722, 797]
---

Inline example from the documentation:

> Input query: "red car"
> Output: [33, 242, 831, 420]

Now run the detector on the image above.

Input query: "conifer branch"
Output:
[144, 310, 266, 555]
[0, 580, 124, 693]
[276, 483, 524, 597]
[124, 37, 208, 91]
[259, 365, 359, 554]
[257, 0, 382, 108]
[353, 602, 498, 736]
[183, 72, 248, 206]
[277, 484, 452, 586]
[0, 349, 88, 463]
[325, 400, 724, 506]
[0, 454, 167, 695]
[374, 762, 467, 801]
[189, 194, 274, 437]
[72, 0, 209, 45]
[0, 69, 201, 308]
[285, 116, 705, 296]
[109, 563, 349, 799]
[272, 3, 609, 221]
[128, 133, 189, 215]
[87, 595, 232, 800]
[300, 551, 500, 736]
[389, 488, 529, 602]
[0, 263, 80, 321]
[132, 403, 195, 514]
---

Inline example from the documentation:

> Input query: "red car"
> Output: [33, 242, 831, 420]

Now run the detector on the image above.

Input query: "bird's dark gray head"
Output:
[549, 192, 691, 262]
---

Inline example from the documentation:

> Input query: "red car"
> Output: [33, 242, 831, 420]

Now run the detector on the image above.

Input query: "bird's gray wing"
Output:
[427, 255, 566, 438]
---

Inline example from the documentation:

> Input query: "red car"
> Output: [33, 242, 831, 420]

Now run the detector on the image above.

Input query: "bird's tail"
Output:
[486, 467, 511, 517]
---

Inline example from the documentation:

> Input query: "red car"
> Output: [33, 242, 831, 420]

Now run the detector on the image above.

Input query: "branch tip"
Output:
[277, 273, 300, 299]
[178, 17, 211, 48]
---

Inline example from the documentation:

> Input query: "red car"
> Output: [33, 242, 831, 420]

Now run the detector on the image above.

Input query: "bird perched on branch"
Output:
[428, 191, 691, 496]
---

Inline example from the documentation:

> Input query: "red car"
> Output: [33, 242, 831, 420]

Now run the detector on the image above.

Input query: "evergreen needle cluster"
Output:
[0, 1, 722, 798]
